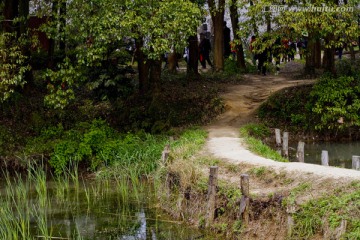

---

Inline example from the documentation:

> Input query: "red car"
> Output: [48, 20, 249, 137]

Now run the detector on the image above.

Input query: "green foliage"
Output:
[26, 119, 167, 175]
[0, 33, 31, 101]
[44, 58, 83, 109]
[311, 74, 360, 130]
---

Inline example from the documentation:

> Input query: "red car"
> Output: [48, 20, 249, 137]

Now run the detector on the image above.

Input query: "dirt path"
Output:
[204, 69, 360, 181]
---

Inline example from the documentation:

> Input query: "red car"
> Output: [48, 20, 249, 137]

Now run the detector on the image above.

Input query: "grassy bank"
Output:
[155, 125, 360, 239]
[239, 123, 288, 162]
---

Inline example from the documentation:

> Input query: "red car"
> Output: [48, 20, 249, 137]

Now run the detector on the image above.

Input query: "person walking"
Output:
[223, 21, 231, 58]
[199, 33, 213, 69]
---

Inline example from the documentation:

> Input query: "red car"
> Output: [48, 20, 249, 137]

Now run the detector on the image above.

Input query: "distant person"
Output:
[257, 49, 268, 76]
[337, 46, 344, 60]
[250, 35, 257, 65]
[223, 21, 231, 58]
[272, 37, 281, 75]
[281, 38, 289, 62]
[336, 38, 345, 60]
[288, 40, 296, 61]
[257, 36, 269, 76]
[199, 33, 213, 69]
[183, 47, 189, 63]
[230, 41, 237, 59]
[297, 38, 305, 60]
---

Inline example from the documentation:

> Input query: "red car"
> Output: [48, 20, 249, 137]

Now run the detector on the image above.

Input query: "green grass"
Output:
[240, 124, 288, 162]
[290, 182, 360, 239]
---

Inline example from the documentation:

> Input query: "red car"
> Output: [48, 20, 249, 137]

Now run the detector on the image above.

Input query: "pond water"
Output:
[0, 178, 213, 240]
[285, 141, 360, 169]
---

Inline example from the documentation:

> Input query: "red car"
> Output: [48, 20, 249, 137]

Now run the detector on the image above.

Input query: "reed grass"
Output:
[0, 127, 209, 239]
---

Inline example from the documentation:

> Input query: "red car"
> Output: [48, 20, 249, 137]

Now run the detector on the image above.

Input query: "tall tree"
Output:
[278, 0, 358, 75]
[19, 0, 29, 35]
[229, 0, 246, 70]
[39, 0, 201, 107]
[187, 33, 200, 79]
[208, 0, 225, 72]
[3, 0, 19, 33]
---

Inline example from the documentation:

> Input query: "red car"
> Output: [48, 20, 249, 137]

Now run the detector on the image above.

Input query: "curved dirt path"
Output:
[204, 73, 360, 180]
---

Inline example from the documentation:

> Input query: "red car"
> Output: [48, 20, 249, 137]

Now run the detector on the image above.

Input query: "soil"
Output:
[201, 61, 360, 239]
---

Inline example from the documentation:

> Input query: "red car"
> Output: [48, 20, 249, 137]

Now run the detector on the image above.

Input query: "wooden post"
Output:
[321, 150, 329, 166]
[282, 132, 289, 158]
[206, 166, 218, 227]
[275, 129, 281, 147]
[286, 205, 296, 237]
[161, 144, 170, 165]
[352, 156, 360, 170]
[296, 141, 305, 163]
[240, 174, 250, 225]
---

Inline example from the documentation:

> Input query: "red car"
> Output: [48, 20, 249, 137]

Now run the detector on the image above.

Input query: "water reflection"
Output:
[0, 179, 210, 240]
[288, 141, 360, 169]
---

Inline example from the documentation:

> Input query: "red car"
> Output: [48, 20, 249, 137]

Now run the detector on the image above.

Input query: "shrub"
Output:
[310, 74, 360, 130]
[28, 119, 168, 175]
[336, 58, 360, 77]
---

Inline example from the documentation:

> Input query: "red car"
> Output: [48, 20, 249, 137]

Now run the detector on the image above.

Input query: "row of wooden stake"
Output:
[161, 143, 250, 227]
[206, 166, 250, 227]
[275, 128, 360, 170]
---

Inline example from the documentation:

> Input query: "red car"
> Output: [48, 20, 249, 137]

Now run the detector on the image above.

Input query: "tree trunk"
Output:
[149, 59, 162, 91]
[323, 47, 335, 75]
[350, 45, 355, 62]
[305, 33, 316, 76]
[136, 39, 150, 94]
[229, 0, 246, 71]
[208, 0, 225, 72]
[187, 35, 199, 80]
[3, 0, 19, 33]
[314, 38, 321, 68]
[167, 52, 177, 73]
[322, 36, 336, 75]
[19, 0, 29, 35]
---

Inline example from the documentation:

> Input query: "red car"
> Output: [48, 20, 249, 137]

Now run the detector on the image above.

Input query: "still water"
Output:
[287, 141, 360, 169]
[0, 179, 212, 240]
